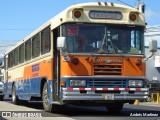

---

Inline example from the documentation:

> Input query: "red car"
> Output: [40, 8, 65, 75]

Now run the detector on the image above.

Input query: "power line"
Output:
[0, 29, 35, 30]
[116, 0, 136, 8]
[146, 26, 160, 29]
[0, 40, 20, 41]
[145, 34, 160, 37]
[0, 45, 15, 47]
[145, 30, 160, 32]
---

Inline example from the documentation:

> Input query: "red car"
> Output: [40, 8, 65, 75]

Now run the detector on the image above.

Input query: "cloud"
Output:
[0, 40, 18, 58]
[145, 9, 160, 22]
[145, 25, 160, 47]
[145, 36, 160, 47]
[145, 9, 156, 19]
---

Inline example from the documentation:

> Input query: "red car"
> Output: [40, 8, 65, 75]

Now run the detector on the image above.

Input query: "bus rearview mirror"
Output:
[57, 37, 67, 51]
[149, 40, 157, 53]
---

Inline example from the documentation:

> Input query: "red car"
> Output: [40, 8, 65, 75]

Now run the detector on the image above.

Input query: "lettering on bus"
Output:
[33, 73, 39, 77]
[89, 11, 123, 20]
[93, 58, 122, 63]
[32, 64, 40, 72]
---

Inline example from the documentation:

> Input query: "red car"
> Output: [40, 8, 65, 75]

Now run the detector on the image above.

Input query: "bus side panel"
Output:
[30, 77, 41, 96]
[17, 77, 42, 100]
[18, 58, 53, 100]
[5, 57, 54, 100]
[17, 79, 31, 100]
[3, 81, 13, 97]
[23, 58, 53, 82]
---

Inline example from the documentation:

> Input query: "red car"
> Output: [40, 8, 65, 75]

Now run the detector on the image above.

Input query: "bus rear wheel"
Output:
[0, 95, 4, 101]
[12, 84, 20, 105]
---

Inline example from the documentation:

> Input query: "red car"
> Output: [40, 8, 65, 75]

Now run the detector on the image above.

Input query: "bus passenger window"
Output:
[19, 44, 24, 63]
[14, 48, 18, 65]
[32, 34, 40, 58]
[41, 28, 50, 54]
[25, 40, 31, 61]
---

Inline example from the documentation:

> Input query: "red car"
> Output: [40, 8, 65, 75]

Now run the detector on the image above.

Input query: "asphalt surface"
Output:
[0, 100, 160, 120]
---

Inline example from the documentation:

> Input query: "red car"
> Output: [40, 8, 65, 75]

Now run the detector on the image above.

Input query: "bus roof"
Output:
[5, 2, 144, 55]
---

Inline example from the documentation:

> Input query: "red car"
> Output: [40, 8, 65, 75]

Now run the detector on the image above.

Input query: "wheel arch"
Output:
[12, 82, 15, 93]
[40, 78, 47, 97]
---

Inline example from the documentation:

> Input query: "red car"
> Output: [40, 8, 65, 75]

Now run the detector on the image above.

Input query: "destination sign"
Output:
[89, 11, 123, 20]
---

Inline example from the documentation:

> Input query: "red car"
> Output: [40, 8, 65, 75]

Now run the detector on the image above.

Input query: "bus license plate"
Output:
[102, 94, 114, 100]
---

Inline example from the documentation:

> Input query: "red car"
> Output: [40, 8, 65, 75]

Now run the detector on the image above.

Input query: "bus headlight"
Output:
[70, 80, 86, 87]
[129, 80, 143, 87]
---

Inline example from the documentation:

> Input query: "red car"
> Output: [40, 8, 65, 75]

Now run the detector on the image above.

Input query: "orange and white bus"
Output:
[4, 2, 150, 113]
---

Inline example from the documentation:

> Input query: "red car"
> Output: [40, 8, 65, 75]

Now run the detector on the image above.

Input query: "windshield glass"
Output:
[62, 23, 144, 54]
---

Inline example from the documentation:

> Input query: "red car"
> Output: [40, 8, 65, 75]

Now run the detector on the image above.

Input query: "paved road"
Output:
[0, 100, 160, 120]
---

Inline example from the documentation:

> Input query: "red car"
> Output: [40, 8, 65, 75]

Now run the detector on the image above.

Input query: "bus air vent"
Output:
[94, 65, 122, 75]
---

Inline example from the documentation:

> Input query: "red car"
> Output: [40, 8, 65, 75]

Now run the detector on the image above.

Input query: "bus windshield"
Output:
[62, 23, 144, 54]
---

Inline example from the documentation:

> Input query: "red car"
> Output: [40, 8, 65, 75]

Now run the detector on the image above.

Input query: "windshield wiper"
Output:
[98, 28, 108, 54]
[109, 39, 118, 53]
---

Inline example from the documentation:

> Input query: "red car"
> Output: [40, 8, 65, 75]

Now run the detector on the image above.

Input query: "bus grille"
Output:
[89, 79, 126, 88]
[94, 65, 122, 75]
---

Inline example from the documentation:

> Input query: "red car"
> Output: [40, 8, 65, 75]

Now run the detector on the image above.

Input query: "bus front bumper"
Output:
[62, 88, 149, 101]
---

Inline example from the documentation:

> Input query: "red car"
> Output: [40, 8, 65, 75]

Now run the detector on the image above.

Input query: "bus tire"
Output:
[0, 95, 4, 101]
[20, 100, 28, 105]
[106, 102, 124, 114]
[12, 84, 20, 105]
[42, 82, 54, 112]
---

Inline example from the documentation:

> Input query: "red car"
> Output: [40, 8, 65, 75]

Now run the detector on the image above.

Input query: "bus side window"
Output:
[41, 27, 51, 54]
[19, 44, 24, 64]
[32, 34, 40, 58]
[25, 40, 32, 61]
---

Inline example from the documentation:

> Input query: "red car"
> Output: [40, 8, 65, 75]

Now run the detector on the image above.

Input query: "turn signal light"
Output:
[135, 59, 142, 66]
[60, 81, 66, 87]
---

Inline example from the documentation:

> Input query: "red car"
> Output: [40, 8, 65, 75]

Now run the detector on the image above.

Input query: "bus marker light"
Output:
[104, 2, 108, 6]
[74, 11, 81, 18]
[130, 14, 137, 21]
[98, 2, 101, 6]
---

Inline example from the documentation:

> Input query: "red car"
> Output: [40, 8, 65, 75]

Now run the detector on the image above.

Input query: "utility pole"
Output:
[138, 0, 141, 10]
[138, 0, 145, 13]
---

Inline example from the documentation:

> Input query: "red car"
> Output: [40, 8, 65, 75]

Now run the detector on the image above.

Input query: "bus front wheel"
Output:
[42, 82, 55, 112]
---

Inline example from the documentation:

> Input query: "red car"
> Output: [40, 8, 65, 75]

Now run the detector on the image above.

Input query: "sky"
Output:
[0, 0, 160, 57]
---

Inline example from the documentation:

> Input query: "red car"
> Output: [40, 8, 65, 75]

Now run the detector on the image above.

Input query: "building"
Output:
[145, 46, 160, 82]
[145, 46, 160, 99]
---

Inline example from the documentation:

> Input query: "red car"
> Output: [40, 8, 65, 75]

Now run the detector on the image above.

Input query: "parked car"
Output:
[0, 75, 4, 101]
[0, 63, 4, 101]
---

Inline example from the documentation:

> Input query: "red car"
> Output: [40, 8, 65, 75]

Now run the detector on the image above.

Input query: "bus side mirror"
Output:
[149, 40, 157, 53]
[0, 62, 2, 66]
[57, 37, 67, 51]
